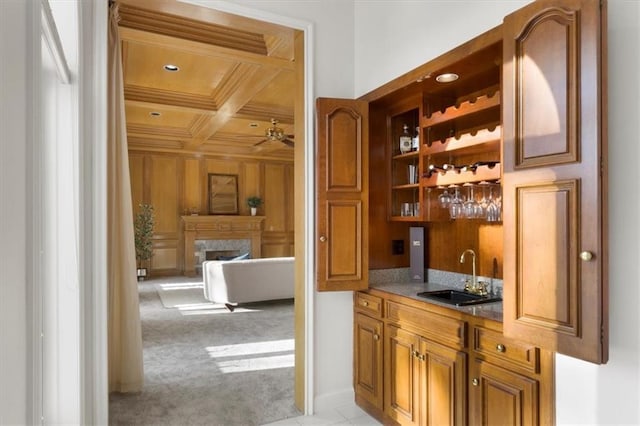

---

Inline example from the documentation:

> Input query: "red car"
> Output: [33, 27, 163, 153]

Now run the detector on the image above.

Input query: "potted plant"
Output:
[247, 196, 262, 216]
[134, 203, 154, 281]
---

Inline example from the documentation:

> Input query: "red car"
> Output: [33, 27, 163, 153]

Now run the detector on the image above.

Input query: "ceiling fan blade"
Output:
[282, 138, 295, 148]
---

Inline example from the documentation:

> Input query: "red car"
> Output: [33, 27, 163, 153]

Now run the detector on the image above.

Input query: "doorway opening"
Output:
[106, 0, 313, 422]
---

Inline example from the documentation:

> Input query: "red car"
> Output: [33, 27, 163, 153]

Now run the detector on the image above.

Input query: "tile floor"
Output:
[262, 402, 381, 425]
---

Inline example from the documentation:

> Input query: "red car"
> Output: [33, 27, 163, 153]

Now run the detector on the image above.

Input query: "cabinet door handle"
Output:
[580, 251, 594, 261]
[417, 353, 426, 361]
[373, 334, 380, 341]
[411, 350, 418, 358]
[319, 235, 327, 242]
[472, 378, 479, 386]
[496, 343, 506, 353]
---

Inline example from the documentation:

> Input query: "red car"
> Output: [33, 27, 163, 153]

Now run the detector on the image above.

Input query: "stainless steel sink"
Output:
[416, 289, 501, 306]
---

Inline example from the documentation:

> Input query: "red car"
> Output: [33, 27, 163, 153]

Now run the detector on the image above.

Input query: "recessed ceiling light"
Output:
[435, 72, 459, 83]
[149, 111, 161, 117]
[163, 64, 180, 72]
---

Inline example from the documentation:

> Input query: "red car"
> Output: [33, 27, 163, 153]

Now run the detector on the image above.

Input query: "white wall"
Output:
[0, 1, 28, 424]
[354, 0, 527, 96]
[354, 1, 640, 424]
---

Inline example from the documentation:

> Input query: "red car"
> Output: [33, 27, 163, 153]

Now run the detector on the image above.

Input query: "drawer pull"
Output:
[472, 378, 479, 386]
[373, 334, 380, 341]
[496, 343, 506, 353]
[362, 301, 369, 307]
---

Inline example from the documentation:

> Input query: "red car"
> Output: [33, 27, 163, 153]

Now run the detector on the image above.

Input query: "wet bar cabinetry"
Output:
[379, 39, 503, 223]
[354, 289, 554, 426]
[316, 1, 607, 420]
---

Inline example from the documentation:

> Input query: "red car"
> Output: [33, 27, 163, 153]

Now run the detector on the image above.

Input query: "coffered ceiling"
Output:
[116, 0, 298, 161]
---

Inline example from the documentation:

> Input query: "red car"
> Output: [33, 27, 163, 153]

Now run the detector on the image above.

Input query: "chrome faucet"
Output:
[460, 249, 479, 294]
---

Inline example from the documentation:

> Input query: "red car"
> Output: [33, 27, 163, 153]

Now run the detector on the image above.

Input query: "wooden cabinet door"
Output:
[469, 359, 539, 426]
[502, 0, 608, 363]
[419, 339, 467, 426]
[316, 98, 369, 291]
[385, 325, 420, 426]
[354, 312, 383, 410]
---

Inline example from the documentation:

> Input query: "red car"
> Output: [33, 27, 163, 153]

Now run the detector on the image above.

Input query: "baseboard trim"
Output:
[313, 388, 354, 414]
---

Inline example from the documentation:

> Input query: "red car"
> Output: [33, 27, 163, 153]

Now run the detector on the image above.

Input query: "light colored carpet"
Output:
[109, 276, 300, 425]
[155, 281, 216, 308]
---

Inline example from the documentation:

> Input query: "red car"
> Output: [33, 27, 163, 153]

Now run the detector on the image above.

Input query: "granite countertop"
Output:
[369, 281, 503, 323]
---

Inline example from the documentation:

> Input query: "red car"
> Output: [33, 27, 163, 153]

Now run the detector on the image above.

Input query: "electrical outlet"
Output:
[392, 239, 404, 255]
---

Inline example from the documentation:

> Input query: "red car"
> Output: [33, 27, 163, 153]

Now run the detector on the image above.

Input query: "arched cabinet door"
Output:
[502, 0, 608, 364]
[316, 98, 369, 291]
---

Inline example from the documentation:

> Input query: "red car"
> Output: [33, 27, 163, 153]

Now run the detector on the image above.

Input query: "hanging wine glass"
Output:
[438, 187, 451, 208]
[476, 182, 489, 219]
[486, 185, 500, 222]
[462, 184, 478, 219]
[449, 186, 463, 219]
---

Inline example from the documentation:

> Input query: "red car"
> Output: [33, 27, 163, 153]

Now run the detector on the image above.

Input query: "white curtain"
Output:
[107, 4, 144, 393]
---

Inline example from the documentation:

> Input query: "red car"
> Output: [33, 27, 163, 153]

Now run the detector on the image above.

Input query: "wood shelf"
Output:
[392, 183, 420, 190]
[392, 151, 420, 161]
[422, 163, 501, 187]
[389, 215, 422, 222]
[422, 91, 501, 128]
[424, 126, 502, 156]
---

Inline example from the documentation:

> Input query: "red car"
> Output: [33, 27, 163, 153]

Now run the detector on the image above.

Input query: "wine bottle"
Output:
[399, 124, 412, 154]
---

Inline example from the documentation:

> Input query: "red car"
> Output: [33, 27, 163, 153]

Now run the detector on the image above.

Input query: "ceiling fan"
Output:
[253, 118, 295, 148]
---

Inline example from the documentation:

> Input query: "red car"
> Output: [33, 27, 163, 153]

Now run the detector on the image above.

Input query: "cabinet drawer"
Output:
[386, 301, 466, 348]
[355, 292, 383, 317]
[473, 326, 539, 373]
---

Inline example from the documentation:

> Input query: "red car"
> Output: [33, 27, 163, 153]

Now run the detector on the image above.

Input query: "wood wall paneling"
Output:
[427, 221, 503, 278]
[149, 156, 180, 273]
[264, 163, 287, 232]
[129, 151, 294, 274]
[151, 156, 179, 234]
[243, 161, 261, 216]
[183, 158, 201, 214]
[129, 154, 144, 209]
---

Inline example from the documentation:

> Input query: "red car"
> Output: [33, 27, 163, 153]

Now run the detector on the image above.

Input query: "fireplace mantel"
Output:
[181, 215, 265, 276]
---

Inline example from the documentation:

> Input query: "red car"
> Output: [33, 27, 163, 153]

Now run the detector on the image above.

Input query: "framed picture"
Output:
[208, 174, 238, 215]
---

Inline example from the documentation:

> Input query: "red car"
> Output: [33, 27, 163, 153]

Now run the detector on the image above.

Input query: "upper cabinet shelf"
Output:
[424, 125, 502, 156]
[422, 89, 501, 128]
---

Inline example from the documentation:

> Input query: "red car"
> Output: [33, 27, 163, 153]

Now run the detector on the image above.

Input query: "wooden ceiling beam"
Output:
[118, 27, 295, 71]
[124, 85, 217, 114]
[185, 65, 283, 150]
[127, 140, 293, 162]
[116, 0, 295, 59]
[124, 96, 215, 115]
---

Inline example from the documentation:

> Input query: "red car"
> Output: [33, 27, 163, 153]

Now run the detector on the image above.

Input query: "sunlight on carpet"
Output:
[155, 282, 262, 315]
[206, 339, 295, 373]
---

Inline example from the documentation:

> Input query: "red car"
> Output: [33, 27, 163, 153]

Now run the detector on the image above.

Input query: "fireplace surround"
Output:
[181, 215, 265, 276]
